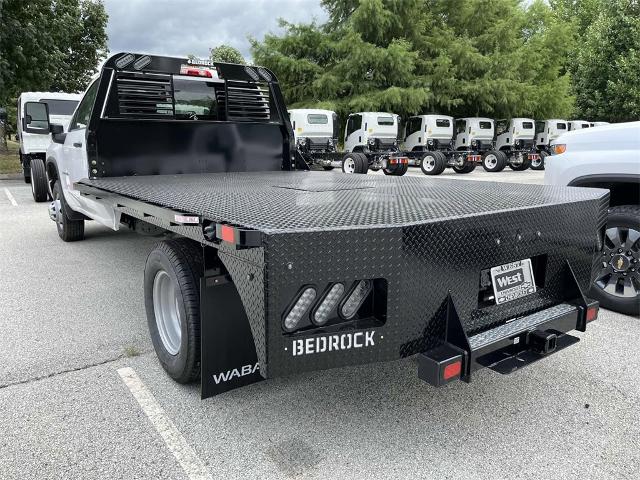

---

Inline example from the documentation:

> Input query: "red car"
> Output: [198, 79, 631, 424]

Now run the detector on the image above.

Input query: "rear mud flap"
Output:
[200, 275, 263, 399]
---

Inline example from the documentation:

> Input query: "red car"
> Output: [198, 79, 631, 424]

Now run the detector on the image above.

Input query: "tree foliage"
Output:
[210, 45, 246, 64]
[559, 0, 640, 122]
[0, 0, 108, 106]
[251, 0, 575, 120]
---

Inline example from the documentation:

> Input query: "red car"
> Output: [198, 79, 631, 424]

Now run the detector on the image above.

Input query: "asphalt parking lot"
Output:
[1, 168, 638, 480]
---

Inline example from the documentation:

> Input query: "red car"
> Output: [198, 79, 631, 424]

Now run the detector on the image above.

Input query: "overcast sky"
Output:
[104, 0, 328, 62]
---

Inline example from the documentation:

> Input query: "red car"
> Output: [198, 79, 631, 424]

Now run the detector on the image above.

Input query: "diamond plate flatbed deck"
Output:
[77, 171, 606, 234]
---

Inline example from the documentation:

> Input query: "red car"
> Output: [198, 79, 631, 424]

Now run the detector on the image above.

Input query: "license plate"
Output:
[490, 259, 536, 305]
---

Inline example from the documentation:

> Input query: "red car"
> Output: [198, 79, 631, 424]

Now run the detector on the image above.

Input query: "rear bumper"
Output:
[418, 299, 599, 387]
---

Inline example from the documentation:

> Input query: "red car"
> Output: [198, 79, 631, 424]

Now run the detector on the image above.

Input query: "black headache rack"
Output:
[85, 53, 307, 178]
[75, 173, 608, 399]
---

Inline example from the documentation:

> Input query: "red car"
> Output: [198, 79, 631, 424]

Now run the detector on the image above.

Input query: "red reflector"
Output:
[220, 225, 235, 243]
[443, 360, 462, 380]
[586, 305, 599, 322]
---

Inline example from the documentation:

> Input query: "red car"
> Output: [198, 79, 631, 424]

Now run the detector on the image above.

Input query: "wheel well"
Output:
[352, 145, 364, 152]
[569, 177, 640, 208]
[46, 159, 58, 191]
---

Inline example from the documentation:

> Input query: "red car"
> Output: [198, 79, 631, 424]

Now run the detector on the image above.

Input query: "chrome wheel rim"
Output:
[153, 270, 182, 355]
[596, 226, 640, 299]
[53, 190, 63, 232]
[531, 157, 542, 167]
[343, 158, 355, 173]
[30, 166, 35, 195]
[485, 154, 497, 168]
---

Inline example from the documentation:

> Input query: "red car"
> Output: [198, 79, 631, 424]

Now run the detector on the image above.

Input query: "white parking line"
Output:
[4, 188, 18, 206]
[117, 367, 212, 480]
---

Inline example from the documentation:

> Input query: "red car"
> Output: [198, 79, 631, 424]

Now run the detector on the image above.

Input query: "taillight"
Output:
[443, 360, 462, 380]
[586, 304, 599, 322]
[283, 287, 317, 332]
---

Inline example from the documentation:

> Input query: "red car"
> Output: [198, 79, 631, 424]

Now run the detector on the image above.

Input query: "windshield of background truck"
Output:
[557, 122, 567, 130]
[522, 121, 534, 129]
[479, 121, 492, 129]
[307, 114, 328, 124]
[40, 99, 79, 116]
[377, 116, 394, 125]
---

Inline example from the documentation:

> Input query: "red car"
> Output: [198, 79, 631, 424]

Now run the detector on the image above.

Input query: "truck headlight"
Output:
[551, 144, 566, 155]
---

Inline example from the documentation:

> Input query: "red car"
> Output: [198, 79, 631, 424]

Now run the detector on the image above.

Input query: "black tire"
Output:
[509, 157, 531, 171]
[453, 161, 476, 174]
[341, 152, 368, 174]
[322, 166, 334, 171]
[420, 151, 446, 175]
[530, 151, 546, 170]
[590, 205, 640, 316]
[30, 158, 48, 202]
[482, 150, 507, 172]
[144, 239, 203, 383]
[383, 161, 408, 176]
[52, 180, 84, 242]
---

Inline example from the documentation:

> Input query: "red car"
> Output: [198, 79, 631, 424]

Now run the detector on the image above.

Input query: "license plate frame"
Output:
[490, 259, 537, 305]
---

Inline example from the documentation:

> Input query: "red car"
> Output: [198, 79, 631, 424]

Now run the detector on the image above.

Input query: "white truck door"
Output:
[344, 114, 363, 152]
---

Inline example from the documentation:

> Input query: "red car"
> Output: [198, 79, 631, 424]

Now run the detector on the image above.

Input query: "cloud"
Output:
[103, 0, 328, 62]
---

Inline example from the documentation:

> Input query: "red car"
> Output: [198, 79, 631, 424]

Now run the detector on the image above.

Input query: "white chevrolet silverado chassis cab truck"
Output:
[545, 121, 640, 316]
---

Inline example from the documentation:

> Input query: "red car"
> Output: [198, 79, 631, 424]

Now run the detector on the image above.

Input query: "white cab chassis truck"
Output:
[533, 119, 568, 170]
[485, 118, 539, 172]
[17, 92, 81, 201]
[296, 111, 408, 175]
[288, 108, 339, 170]
[403, 115, 485, 175]
[568, 120, 591, 131]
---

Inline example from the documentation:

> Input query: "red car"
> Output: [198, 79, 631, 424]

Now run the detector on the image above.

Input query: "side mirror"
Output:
[23, 102, 50, 134]
[50, 124, 66, 144]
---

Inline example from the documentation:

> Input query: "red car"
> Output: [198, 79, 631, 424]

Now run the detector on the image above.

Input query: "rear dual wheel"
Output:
[341, 152, 368, 174]
[145, 239, 203, 383]
[453, 161, 476, 174]
[420, 151, 446, 175]
[482, 151, 507, 172]
[383, 161, 408, 176]
[530, 151, 547, 170]
[509, 158, 531, 171]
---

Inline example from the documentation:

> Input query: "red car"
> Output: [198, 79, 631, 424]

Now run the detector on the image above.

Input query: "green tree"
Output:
[0, 0, 107, 105]
[210, 45, 246, 64]
[251, 0, 575, 120]
[569, 0, 640, 121]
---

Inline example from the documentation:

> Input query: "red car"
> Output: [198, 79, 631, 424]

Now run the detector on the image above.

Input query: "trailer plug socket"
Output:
[527, 329, 557, 355]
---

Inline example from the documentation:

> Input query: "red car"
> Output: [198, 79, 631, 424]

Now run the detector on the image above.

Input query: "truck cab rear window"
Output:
[377, 116, 394, 126]
[479, 121, 492, 129]
[40, 99, 79, 116]
[174, 78, 220, 120]
[557, 122, 567, 129]
[307, 114, 328, 124]
[522, 122, 533, 129]
[435, 119, 450, 127]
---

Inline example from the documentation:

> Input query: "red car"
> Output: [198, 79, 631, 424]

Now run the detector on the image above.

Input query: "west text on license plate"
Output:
[490, 259, 536, 304]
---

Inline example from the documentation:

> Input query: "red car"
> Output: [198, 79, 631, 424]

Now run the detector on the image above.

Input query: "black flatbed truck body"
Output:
[76, 172, 608, 398]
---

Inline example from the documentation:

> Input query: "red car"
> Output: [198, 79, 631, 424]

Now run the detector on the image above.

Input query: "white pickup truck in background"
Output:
[17, 92, 81, 202]
[545, 121, 640, 315]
